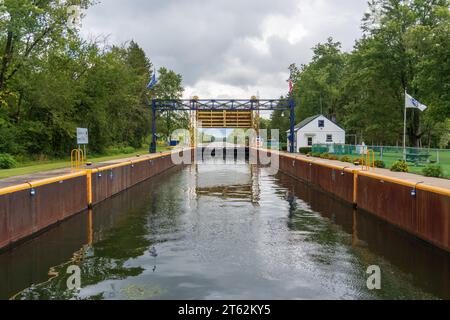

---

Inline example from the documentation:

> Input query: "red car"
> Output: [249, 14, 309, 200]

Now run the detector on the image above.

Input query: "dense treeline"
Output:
[1, 0, 448, 163]
[0, 0, 184, 160]
[272, 0, 449, 148]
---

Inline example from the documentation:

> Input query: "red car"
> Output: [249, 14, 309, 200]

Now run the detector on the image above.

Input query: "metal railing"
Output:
[362, 150, 375, 172]
[71, 149, 85, 171]
[312, 144, 449, 165]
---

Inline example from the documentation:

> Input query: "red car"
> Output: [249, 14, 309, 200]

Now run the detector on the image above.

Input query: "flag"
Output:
[405, 92, 427, 112]
[147, 72, 157, 89]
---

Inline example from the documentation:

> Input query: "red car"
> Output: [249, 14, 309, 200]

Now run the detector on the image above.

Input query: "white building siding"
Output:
[297, 130, 346, 149]
[287, 115, 346, 151]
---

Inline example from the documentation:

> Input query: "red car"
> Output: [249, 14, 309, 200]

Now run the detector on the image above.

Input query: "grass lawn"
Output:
[0, 146, 171, 180]
[340, 150, 450, 179]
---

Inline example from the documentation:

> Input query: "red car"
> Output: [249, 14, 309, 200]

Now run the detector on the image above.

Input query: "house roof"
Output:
[286, 115, 345, 132]
[295, 115, 321, 131]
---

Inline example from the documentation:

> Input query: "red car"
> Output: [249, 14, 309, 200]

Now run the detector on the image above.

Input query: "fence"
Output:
[312, 144, 449, 163]
[312, 144, 450, 178]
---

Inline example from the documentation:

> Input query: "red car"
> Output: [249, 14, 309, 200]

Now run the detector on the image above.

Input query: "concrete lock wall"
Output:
[90, 153, 177, 205]
[278, 155, 354, 204]
[0, 172, 87, 250]
[356, 173, 450, 252]
[0, 150, 189, 251]
[261, 149, 450, 253]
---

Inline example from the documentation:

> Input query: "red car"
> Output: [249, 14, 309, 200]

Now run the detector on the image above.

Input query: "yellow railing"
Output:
[71, 149, 85, 171]
[362, 150, 375, 171]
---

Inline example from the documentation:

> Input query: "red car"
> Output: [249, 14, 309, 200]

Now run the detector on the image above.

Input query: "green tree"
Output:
[0, 0, 92, 92]
[354, 0, 450, 146]
[287, 0, 449, 148]
[148, 67, 186, 142]
[0, 1, 175, 158]
[270, 97, 290, 144]
[293, 38, 346, 124]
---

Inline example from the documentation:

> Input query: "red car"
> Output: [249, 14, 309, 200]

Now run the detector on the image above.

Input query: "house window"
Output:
[318, 120, 325, 128]
[308, 137, 313, 146]
[326, 134, 333, 143]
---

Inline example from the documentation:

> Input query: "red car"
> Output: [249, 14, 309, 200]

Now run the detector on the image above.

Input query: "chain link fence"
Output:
[312, 144, 450, 178]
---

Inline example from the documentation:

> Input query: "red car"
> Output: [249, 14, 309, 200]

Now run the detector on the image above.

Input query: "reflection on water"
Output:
[194, 163, 260, 204]
[0, 161, 449, 300]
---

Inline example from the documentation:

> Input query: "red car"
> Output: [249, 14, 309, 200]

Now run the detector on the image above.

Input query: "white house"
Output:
[287, 115, 346, 152]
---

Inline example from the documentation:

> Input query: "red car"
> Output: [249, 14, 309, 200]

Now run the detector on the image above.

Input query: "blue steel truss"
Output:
[150, 98, 296, 154]
[152, 99, 292, 111]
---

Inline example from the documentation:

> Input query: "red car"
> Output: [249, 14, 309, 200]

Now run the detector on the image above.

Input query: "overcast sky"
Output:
[81, 0, 369, 99]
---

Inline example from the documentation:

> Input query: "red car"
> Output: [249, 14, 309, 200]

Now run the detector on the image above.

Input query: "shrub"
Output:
[422, 165, 443, 178]
[353, 158, 365, 166]
[311, 152, 321, 158]
[120, 146, 135, 154]
[319, 153, 331, 159]
[0, 153, 17, 169]
[299, 147, 312, 155]
[340, 156, 352, 163]
[105, 146, 136, 155]
[328, 155, 339, 161]
[105, 147, 121, 155]
[391, 160, 409, 173]
[374, 160, 386, 169]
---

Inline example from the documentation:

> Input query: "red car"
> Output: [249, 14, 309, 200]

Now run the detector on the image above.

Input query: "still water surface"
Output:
[1, 161, 449, 299]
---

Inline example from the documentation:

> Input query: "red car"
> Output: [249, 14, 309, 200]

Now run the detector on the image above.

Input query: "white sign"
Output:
[77, 128, 89, 145]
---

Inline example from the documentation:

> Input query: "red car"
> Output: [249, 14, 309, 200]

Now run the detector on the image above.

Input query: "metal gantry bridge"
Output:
[149, 98, 296, 153]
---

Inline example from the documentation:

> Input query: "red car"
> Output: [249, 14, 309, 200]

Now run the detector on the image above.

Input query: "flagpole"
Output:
[403, 89, 407, 161]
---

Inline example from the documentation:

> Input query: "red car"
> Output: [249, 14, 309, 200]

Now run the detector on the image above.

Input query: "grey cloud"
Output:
[82, 0, 368, 97]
